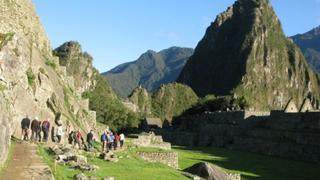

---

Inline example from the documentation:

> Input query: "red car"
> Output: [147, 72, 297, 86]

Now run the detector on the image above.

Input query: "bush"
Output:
[26, 67, 35, 87]
[45, 58, 57, 69]
[0, 32, 14, 50]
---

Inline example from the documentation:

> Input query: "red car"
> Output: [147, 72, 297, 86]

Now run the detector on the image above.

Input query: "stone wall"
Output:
[137, 151, 178, 169]
[133, 132, 171, 150]
[163, 111, 320, 162]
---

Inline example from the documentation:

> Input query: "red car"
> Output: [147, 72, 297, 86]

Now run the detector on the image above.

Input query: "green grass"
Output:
[38, 144, 188, 180]
[0, 142, 15, 176]
[0, 32, 14, 50]
[45, 58, 57, 69]
[0, 84, 7, 92]
[174, 146, 320, 180]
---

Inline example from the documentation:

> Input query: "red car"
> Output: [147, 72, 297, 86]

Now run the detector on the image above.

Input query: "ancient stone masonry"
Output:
[137, 151, 178, 169]
[164, 110, 320, 162]
[132, 132, 171, 150]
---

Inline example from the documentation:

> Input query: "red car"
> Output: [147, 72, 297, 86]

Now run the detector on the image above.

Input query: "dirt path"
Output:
[1, 141, 54, 180]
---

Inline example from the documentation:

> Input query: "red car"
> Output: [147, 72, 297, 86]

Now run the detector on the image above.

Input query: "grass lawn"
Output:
[38, 144, 188, 180]
[174, 146, 320, 180]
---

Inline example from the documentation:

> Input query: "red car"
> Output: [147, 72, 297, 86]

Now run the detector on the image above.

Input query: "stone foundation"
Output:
[137, 151, 178, 169]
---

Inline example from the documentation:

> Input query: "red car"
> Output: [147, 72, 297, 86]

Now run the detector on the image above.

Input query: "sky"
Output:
[32, 0, 320, 72]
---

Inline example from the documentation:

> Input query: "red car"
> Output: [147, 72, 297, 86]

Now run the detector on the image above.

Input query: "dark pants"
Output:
[120, 140, 124, 148]
[43, 130, 49, 142]
[36, 131, 41, 142]
[87, 140, 93, 151]
[57, 135, 61, 143]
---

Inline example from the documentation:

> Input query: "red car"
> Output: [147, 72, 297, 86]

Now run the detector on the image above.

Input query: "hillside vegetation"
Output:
[104, 47, 193, 98]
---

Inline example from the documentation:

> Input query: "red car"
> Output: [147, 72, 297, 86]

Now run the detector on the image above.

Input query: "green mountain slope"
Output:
[103, 47, 194, 98]
[177, 0, 320, 110]
[291, 26, 320, 73]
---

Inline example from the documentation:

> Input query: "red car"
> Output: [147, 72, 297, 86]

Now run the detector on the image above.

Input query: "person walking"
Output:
[107, 132, 114, 151]
[86, 130, 94, 151]
[120, 133, 125, 148]
[31, 117, 39, 141]
[56, 124, 64, 143]
[21, 115, 31, 141]
[41, 118, 50, 142]
[36, 120, 42, 142]
[75, 130, 83, 149]
[100, 131, 107, 152]
[114, 132, 120, 150]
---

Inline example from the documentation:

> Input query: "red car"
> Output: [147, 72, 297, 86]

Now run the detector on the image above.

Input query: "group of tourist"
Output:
[100, 130, 125, 152]
[21, 115, 52, 142]
[21, 115, 126, 152]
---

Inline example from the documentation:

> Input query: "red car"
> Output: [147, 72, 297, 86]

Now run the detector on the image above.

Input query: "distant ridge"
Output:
[103, 47, 194, 98]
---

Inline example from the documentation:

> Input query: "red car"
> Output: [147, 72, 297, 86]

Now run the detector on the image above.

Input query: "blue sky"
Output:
[32, 0, 320, 72]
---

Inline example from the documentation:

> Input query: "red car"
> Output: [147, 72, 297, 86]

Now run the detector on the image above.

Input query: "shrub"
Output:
[45, 58, 57, 69]
[26, 67, 35, 87]
[0, 32, 14, 50]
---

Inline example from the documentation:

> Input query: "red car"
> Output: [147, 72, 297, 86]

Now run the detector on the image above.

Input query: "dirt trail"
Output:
[1, 141, 54, 180]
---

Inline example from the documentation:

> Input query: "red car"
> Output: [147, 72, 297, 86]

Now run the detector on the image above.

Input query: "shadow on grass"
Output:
[174, 146, 320, 180]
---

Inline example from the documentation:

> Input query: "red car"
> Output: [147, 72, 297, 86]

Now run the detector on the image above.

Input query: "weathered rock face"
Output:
[178, 0, 320, 110]
[128, 86, 152, 114]
[104, 47, 194, 98]
[54, 41, 97, 94]
[0, 0, 96, 166]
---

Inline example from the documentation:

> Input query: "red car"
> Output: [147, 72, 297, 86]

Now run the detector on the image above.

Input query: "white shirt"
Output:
[56, 126, 64, 136]
[120, 133, 125, 141]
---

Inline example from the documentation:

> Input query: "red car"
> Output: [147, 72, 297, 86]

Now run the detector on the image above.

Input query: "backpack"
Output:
[101, 133, 107, 142]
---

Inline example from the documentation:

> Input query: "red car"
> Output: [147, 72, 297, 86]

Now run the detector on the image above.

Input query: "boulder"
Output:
[183, 162, 240, 180]
[74, 164, 99, 172]
[101, 152, 119, 163]
[74, 173, 88, 180]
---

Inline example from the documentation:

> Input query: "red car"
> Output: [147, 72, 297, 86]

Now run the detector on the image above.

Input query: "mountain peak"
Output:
[178, 0, 320, 110]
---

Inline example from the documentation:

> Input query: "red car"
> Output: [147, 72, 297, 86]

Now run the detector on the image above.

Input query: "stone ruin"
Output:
[137, 151, 178, 169]
[50, 144, 99, 172]
[132, 132, 171, 150]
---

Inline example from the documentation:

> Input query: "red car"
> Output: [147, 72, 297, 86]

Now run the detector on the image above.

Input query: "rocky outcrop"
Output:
[184, 162, 240, 180]
[0, 0, 96, 166]
[128, 86, 152, 114]
[54, 41, 97, 94]
[178, 0, 320, 110]
[128, 83, 199, 121]
[104, 47, 194, 98]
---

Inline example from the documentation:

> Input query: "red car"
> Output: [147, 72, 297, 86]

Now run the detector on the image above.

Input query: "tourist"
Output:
[68, 131, 74, 144]
[107, 131, 114, 150]
[75, 130, 83, 149]
[31, 117, 39, 141]
[120, 133, 125, 148]
[56, 124, 64, 143]
[100, 131, 107, 152]
[86, 130, 94, 151]
[114, 132, 120, 150]
[21, 115, 31, 140]
[36, 120, 42, 142]
[41, 118, 50, 142]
